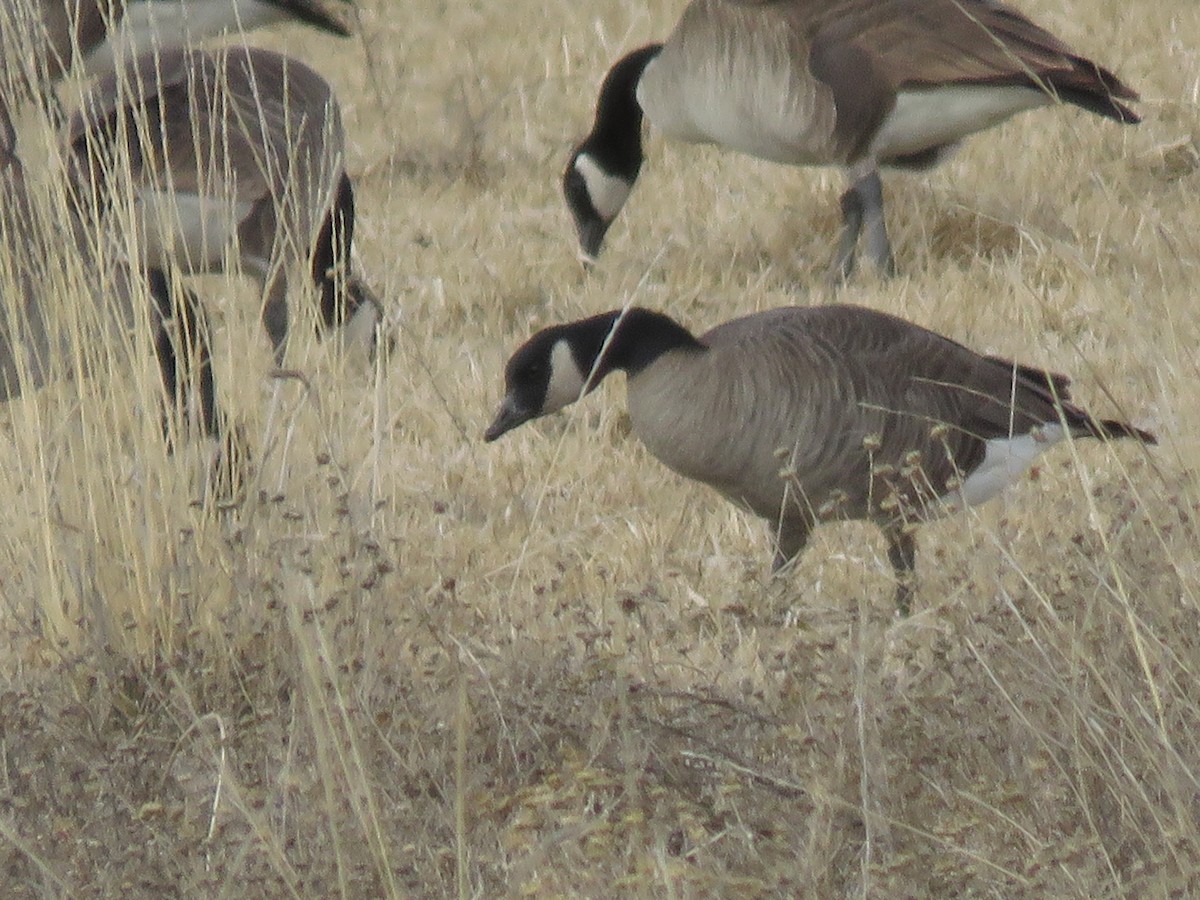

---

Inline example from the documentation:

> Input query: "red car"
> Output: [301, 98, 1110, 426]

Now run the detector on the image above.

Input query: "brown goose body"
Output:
[641, 0, 1137, 166]
[485, 305, 1156, 613]
[69, 45, 375, 362]
[564, 0, 1140, 276]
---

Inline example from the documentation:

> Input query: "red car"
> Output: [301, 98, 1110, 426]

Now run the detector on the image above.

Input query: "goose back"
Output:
[625, 305, 1124, 527]
[69, 46, 345, 278]
[638, 0, 1138, 169]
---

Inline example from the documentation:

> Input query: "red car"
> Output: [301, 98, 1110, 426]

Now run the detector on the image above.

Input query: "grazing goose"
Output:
[69, 44, 379, 378]
[563, 0, 1140, 278]
[0, 100, 220, 443]
[2, 0, 373, 363]
[484, 305, 1156, 613]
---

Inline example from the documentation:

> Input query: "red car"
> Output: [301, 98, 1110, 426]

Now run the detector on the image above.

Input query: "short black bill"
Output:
[484, 396, 534, 442]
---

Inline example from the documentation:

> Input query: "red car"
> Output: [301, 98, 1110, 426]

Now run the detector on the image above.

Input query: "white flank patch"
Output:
[544, 339, 588, 414]
[573, 154, 631, 222]
[134, 189, 254, 273]
[85, 0, 290, 77]
[870, 85, 1048, 162]
[952, 424, 1066, 508]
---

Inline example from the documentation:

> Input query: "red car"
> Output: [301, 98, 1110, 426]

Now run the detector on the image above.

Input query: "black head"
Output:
[484, 308, 703, 442]
[563, 44, 662, 263]
[484, 315, 619, 442]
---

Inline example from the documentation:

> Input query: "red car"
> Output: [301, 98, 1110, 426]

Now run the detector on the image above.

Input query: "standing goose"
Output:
[0, 2, 371, 487]
[0, 96, 219, 442]
[484, 305, 1155, 613]
[68, 44, 379, 382]
[563, 0, 1140, 278]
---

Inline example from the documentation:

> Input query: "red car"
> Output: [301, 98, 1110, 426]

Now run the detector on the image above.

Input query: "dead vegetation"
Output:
[0, 0, 1198, 895]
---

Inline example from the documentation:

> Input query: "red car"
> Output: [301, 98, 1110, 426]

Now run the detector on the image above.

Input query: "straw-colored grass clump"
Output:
[0, 0, 1197, 895]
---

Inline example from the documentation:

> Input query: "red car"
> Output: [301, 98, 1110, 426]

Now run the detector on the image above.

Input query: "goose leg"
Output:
[772, 517, 813, 574]
[857, 171, 895, 277]
[831, 183, 864, 282]
[884, 526, 917, 616]
[149, 269, 248, 497]
[261, 270, 290, 367]
[148, 268, 219, 440]
[832, 171, 895, 281]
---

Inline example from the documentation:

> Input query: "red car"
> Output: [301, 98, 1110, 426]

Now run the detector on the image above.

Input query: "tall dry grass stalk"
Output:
[0, 0, 1196, 895]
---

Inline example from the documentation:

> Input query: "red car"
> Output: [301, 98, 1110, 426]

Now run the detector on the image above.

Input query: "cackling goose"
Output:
[485, 304, 1155, 613]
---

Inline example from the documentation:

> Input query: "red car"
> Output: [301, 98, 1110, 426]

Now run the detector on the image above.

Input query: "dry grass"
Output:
[0, 0, 1198, 895]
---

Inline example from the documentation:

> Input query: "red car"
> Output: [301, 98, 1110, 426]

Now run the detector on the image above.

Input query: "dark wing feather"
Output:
[807, 0, 1139, 156]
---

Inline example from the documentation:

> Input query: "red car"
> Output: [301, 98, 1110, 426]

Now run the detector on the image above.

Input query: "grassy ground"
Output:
[1, 0, 1198, 894]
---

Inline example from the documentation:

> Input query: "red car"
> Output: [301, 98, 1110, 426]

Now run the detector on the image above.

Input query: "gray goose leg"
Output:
[831, 171, 895, 281]
[858, 171, 896, 276]
[771, 517, 813, 574]
[832, 183, 864, 282]
[148, 268, 246, 497]
[148, 268, 219, 441]
[885, 527, 917, 616]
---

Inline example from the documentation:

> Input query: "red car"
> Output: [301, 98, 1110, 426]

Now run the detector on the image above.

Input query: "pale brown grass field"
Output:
[0, 0, 1198, 895]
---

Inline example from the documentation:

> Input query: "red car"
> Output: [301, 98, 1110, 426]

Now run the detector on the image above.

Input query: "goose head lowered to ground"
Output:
[563, 0, 1139, 279]
[486, 304, 1155, 614]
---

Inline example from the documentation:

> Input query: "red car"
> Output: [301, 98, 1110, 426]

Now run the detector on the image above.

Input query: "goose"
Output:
[0, 0, 350, 86]
[1, 0, 369, 352]
[563, 0, 1140, 279]
[0, 100, 220, 443]
[0, 45, 374, 489]
[484, 304, 1156, 614]
[68, 44, 379, 391]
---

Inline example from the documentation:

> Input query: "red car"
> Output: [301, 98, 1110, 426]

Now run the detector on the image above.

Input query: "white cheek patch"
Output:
[543, 339, 588, 413]
[952, 424, 1066, 508]
[573, 154, 632, 222]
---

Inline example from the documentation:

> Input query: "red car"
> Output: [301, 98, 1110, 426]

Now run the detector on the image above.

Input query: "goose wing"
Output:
[69, 46, 343, 207]
[699, 305, 1136, 518]
[807, 0, 1137, 135]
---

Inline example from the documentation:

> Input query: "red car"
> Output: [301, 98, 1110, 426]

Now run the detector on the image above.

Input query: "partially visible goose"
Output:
[484, 305, 1156, 613]
[563, 0, 1140, 278]
[0, 0, 350, 86]
[68, 44, 379, 376]
[0, 98, 220, 442]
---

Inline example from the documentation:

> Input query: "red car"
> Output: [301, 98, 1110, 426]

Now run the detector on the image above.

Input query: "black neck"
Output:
[582, 44, 662, 178]
[571, 307, 704, 384]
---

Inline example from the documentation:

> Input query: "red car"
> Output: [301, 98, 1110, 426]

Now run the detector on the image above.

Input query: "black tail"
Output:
[1045, 59, 1140, 124]
[1088, 417, 1158, 445]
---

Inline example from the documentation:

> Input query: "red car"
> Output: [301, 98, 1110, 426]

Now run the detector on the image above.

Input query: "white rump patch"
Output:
[951, 424, 1066, 508]
[870, 86, 1048, 162]
[573, 154, 632, 222]
[544, 339, 588, 413]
